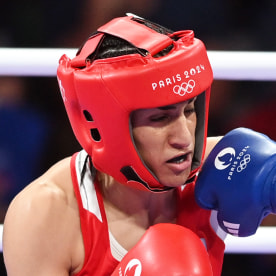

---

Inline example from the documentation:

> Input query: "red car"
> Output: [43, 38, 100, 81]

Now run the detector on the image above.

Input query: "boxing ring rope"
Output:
[0, 48, 276, 80]
[1, 48, 276, 255]
[0, 223, 276, 254]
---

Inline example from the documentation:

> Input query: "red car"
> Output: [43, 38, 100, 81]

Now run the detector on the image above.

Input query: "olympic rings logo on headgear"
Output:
[237, 154, 251, 172]
[173, 79, 195, 96]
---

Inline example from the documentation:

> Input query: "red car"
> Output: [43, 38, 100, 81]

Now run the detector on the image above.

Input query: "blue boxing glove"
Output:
[195, 127, 276, 237]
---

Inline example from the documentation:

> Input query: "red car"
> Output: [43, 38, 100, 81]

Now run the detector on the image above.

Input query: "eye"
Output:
[184, 107, 196, 116]
[184, 98, 196, 116]
[150, 114, 169, 122]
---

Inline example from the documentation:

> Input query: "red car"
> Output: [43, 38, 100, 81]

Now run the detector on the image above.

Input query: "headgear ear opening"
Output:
[57, 14, 213, 191]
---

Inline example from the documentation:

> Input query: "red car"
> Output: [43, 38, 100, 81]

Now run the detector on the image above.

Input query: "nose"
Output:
[168, 115, 194, 149]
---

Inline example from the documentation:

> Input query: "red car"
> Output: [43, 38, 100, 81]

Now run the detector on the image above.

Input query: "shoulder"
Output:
[4, 156, 75, 238]
[3, 156, 83, 274]
[204, 136, 223, 162]
[8, 156, 74, 214]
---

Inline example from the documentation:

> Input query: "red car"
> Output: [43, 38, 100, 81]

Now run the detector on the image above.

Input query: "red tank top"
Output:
[71, 151, 225, 276]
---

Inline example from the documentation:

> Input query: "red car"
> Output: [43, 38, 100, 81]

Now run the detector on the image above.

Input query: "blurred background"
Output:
[0, 0, 276, 275]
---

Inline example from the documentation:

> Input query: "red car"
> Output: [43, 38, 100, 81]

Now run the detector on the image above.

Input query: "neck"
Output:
[97, 171, 177, 227]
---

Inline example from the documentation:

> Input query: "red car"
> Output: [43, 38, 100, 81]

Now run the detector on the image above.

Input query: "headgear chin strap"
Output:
[57, 14, 213, 192]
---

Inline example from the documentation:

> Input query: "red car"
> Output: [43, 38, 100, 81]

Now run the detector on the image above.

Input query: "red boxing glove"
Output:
[111, 223, 213, 276]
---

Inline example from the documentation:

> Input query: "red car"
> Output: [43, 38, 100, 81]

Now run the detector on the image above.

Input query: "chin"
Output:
[159, 176, 190, 188]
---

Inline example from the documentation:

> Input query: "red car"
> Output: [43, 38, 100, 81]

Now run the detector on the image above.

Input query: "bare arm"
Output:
[3, 160, 82, 275]
[204, 136, 223, 162]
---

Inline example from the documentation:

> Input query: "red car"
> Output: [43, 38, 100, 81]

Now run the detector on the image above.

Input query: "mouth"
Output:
[165, 152, 192, 175]
[166, 153, 190, 164]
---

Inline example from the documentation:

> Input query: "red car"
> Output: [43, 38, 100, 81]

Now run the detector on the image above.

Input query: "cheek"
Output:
[188, 115, 197, 141]
[132, 127, 163, 162]
[133, 127, 154, 150]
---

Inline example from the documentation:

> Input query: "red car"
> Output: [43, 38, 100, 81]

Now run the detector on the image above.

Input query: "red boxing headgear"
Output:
[57, 15, 213, 192]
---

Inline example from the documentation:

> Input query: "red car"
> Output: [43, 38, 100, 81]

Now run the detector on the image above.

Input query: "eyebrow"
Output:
[157, 98, 196, 110]
[158, 105, 176, 110]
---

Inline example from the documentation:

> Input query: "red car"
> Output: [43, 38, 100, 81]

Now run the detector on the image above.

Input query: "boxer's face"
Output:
[131, 98, 197, 187]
